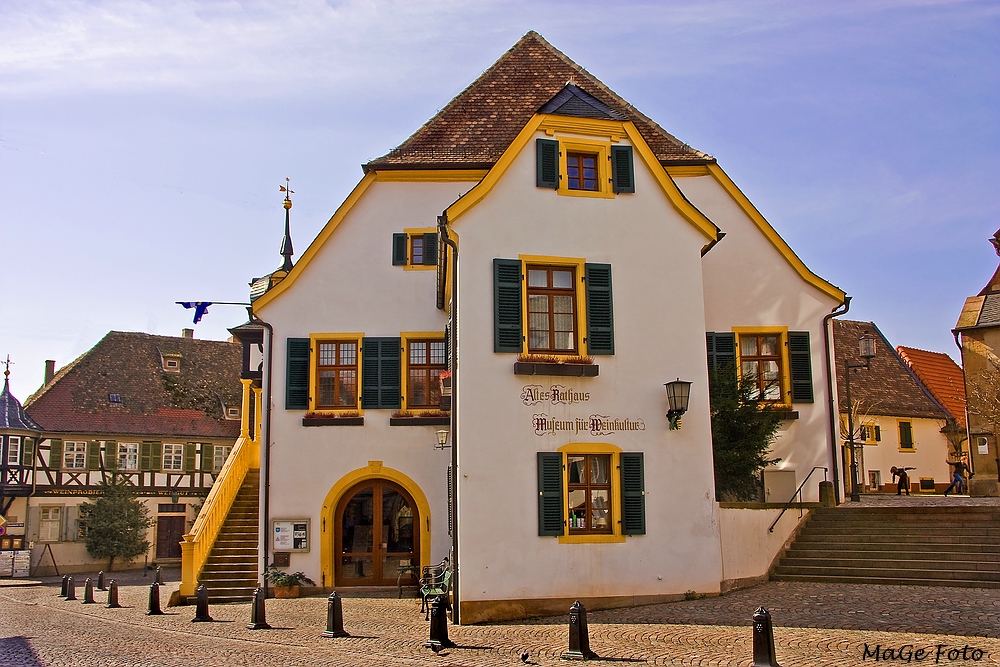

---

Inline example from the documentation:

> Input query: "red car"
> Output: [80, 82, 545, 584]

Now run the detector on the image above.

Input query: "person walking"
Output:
[943, 458, 969, 496]
[890, 466, 914, 495]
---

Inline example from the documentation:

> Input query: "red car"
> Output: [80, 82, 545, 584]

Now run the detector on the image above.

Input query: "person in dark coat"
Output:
[890, 466, 914, 495]
[943, 458, 969, 496]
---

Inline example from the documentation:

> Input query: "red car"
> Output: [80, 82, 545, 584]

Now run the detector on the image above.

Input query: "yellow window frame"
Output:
[557, 442, 626, 544]
[402, 227, 437, 271]
[519, 255, 589, 358]
[400, 331, 446, 413]
[308, 332, 364, 413]
[732, 327, 792, 408]
[556, 137, 613, 199]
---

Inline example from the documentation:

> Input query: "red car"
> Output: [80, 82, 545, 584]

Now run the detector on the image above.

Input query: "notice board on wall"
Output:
[272, 519, 309, 552]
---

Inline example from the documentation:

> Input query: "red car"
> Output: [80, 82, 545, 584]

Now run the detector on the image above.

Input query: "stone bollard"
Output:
[819, 481, 836, 508]
[155, 566, 163, 585]
[247, 587, 271, 630]
[106, 580, 122, 608]
[423, 596, 456, 650]
[752, 606, 781, 667]
[59, 575, 69, 597]
[321, 591, 349, 638]
[82, 578, 96, 604]
[561, 600, 598, 661]
[65, 576, 77, 601]
[192, 584, 213, 623]
[146, 582, 164, 615]
[97, 571, 106, 591]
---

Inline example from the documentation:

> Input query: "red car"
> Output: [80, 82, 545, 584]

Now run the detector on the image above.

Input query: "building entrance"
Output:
[335, 479, 418, 586]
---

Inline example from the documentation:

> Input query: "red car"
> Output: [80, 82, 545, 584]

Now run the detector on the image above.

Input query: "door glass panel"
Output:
[341, 486, 374, 554]
[340, 556, 373, 580]
[382, 488, 415, 553]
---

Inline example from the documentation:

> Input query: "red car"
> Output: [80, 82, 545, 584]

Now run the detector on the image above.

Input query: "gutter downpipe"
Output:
[823, 295, 851, 504]
[438, 212, 460, 624]
[249, 309, 274, 598]
[951, 328, 976, 477]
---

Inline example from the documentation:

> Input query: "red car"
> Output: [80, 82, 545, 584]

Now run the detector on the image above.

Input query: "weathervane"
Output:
[3, 354, 12, 380]
[280, 178, 294, 210]
[279, 177, 295, 272]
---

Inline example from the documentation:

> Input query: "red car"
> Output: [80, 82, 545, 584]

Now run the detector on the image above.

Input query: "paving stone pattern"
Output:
[1, 576, 998, 666]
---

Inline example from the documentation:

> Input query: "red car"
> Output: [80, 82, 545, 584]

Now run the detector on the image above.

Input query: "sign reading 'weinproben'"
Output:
[533, 414, 646, 437]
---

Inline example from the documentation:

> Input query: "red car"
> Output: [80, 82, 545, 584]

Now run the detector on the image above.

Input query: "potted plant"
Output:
[264, 564, 315, 598]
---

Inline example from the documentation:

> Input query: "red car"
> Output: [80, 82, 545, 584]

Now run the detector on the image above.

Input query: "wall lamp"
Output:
[435, 429, 451, 450]
[664, 379, 692, 430]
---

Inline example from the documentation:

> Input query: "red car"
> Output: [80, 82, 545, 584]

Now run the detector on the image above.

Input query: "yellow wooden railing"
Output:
[179, 379, 261, 597]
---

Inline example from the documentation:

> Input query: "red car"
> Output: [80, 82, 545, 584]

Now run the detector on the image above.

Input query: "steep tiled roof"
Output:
[897, 346, 967, 428]
[0, 377, 42, 432]
[24, 331, 242, 439]
[833, 320, 947, 420]
[364, 31, 713, 171]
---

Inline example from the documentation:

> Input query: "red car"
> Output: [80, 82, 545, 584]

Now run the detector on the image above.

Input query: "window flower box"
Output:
[302, 412, 364, 427]
[513, 361, 599, 377]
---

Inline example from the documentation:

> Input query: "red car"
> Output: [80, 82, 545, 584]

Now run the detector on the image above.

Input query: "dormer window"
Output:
[227, 407, 240, 419]
[109, 393, 122, 404]
[161, 353, 182, 372]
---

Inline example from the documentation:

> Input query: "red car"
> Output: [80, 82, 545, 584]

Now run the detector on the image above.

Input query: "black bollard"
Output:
[65, 576, 77, 601]
[561, 600, 598, 661]
[752, 606, 781, 667]
[155, 566, 163, 585]
[423, 595, 456, 650]
[82, 578, 96, 604]
[247, 587, 271, 630]
[106, 580, 122, 608]
[97, 571, 106, 591]
[59, 574, 68, 597]
[321, 591, 349, 638]
[192, 584, 213, 622]
[146, 582, 164, 615]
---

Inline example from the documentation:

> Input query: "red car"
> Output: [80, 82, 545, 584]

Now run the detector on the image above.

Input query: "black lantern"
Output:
[664, 379, 692, 430]
[435, 429, 450, 450]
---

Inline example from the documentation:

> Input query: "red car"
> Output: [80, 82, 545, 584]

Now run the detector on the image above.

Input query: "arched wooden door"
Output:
[335, 479, 419, 586]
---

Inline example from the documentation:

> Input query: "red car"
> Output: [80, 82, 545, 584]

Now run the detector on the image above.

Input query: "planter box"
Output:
[389, 416, 451, 426]
[272, 585, 300, 599]
[513, 362, 599, 377]
[302, 416, 365, 427]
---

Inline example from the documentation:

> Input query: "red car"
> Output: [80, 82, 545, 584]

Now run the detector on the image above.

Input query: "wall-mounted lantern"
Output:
[664, 379, 692, 430]
[435, 429, 451, 450]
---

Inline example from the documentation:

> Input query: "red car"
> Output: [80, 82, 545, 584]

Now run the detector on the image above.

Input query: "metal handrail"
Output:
[768, 466, 827, 533]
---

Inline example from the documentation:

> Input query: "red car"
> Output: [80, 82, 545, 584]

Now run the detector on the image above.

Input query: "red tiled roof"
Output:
[897, 346, 967, 428]
[364, 31, 713, 171]
[25, 331, 242, 439]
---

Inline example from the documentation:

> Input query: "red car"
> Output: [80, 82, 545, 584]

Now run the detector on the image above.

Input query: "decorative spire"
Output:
[3, 354, 11, 388]
[279, 178, 295, 272]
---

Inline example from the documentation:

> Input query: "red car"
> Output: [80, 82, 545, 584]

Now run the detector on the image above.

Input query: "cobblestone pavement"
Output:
[1, 574, 998, 667]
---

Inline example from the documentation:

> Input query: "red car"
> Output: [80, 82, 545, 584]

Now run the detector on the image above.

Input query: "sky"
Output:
[1, 0, 998, 398]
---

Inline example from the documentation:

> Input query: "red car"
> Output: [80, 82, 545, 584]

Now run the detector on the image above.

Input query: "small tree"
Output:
[710, 366, 782, 501]
[81, 476, 153, 571]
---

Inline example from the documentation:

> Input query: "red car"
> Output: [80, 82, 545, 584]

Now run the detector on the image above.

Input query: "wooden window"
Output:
[566, 152, 598, 191]
[214, 445, 233, 471]
[739, 334, 783, 401]
[162, 443, 184, 471]
[566, 454, 612, 534]
[63, 441, 86, 470]
[527, 265, 577, 354]
[393, 232, 437, 267]
[407, 340, 446, 409]
[899, 421, 914, 449]
[118, 443, 139, 471]
[316, 340, 358, 409]
[6, 436, 20, 466]
[76, 505, 91, 540]
[411, 236, 424, 265]
[39, 506, 62, 542]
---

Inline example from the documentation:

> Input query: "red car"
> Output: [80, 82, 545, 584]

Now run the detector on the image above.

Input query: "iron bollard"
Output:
[59, 574, 68, 597]
[321, 591, 349, 638]
[752, 606, 781, 667]
[97, 571, 106, 591]
[82, 578, 96, 604]
[192, 584, 213, 622]
[65, 576, 77, 601]
[561, 600, 598, 661]
[247, 587, 271, 630]
[423, 595, 456, 650]
[146, 582, 164, 615]
[155, 566, 163, 585]
[106, 580, 122, 608]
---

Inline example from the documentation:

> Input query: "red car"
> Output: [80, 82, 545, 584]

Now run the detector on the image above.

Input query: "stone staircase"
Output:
[197, 472, 260, 603]
[772, 505, 1000, 588]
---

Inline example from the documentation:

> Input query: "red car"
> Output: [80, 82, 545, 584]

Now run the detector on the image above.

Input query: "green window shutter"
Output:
[610, 145, 635, 194]
[87, 441, 101, 470]
[788, 331, 814, 403]
[201, 444, 214, 472]
[706, 332, 737, 395]
[21, 437, 34, 466]
[64, 505, 78, 542]
[184, 443, 196, 473]
[143, 441, 162, 471]
[422, 232, 438, 266]
[105, 441, 117, 470]
[620, 452, 646, 535]
[537, 452, 565, 536]
[48, 439, 63, 469]
[361, 337, 402, 409]
[874, 425, 881, 442]
[494, 258, 523, 353]
[392, 233, 408, 265]
[584, 263, 615, 355]
[900, 422, 913, 447]
[285, 338, 311, 410]
[536, 138, 559, 189]
[140, 442, 151, 471]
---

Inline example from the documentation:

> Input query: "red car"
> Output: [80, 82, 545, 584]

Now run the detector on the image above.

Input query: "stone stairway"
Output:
[197, 472, 260, 603]
[772, 505, 1000, 588]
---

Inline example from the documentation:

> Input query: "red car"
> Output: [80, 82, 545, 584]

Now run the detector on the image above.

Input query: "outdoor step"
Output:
[779, 557, 1000, 572]
[798, 525, 998, 538]
[773, 564, 1000, 581]
[770, 572, 1000, 589]
[199, 571, 258, 580]
[785, 548, 1000, 562]
[794, 532, 1000, 545]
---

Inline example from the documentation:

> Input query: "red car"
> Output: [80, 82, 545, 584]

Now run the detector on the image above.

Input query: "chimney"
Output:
[44, 360, 55, 385]
[182, 329, 194, 339]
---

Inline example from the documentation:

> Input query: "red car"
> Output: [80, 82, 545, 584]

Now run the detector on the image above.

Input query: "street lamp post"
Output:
[845, 334, 877, 502]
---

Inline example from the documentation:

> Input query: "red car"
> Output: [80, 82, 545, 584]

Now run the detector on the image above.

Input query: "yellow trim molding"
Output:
[308, 333, 365, 413]
[374, 169, 488, 182]
[319, 461, 432, 589]
[732, 326, 791, 408]
[556, 442, 626, 544]
[557, 137, 613, 199]
[518, 255, 589, 357]
[537, 116, 626, 139]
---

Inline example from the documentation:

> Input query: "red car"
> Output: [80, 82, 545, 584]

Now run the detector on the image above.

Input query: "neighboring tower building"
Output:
[0, 362, 43, 564]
